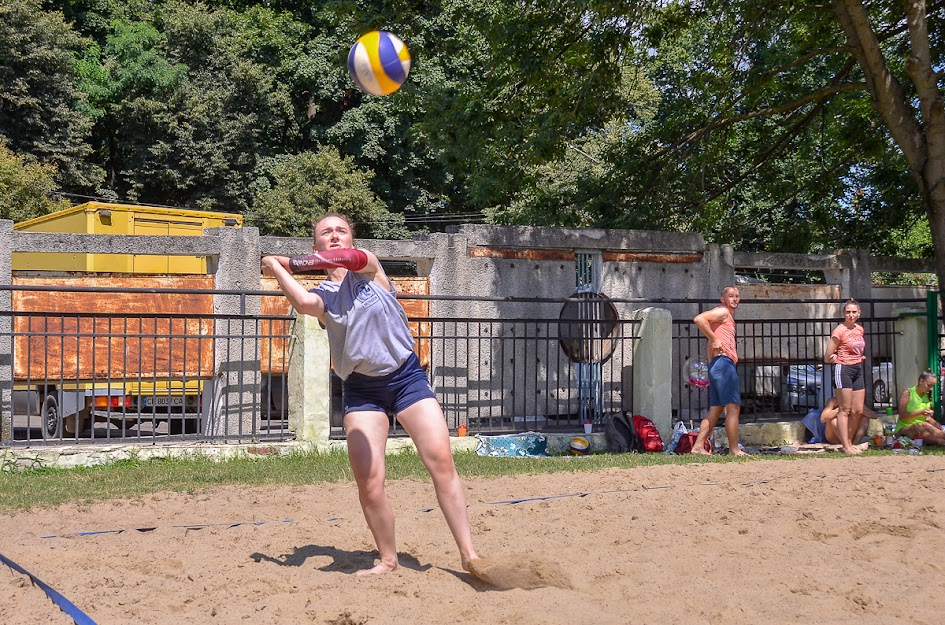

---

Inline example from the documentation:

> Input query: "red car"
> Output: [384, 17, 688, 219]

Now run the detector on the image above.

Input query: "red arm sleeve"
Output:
[289, 249, 369, 273]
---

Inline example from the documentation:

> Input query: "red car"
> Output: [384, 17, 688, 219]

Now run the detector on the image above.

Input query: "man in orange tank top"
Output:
[689, 286, 747, 456]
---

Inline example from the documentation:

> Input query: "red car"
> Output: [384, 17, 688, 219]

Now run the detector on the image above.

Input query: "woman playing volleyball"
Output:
[823, 299, 867, 454]
[261, 213, 479, 576]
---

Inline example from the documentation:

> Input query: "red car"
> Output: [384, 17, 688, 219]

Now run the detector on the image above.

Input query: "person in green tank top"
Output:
[896, 370, 945, 446]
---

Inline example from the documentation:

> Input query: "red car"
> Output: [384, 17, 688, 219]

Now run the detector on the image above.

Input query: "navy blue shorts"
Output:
[708, 356, 741, 407]
[832, 363, 865, 391]
[342, 353, 436, 416]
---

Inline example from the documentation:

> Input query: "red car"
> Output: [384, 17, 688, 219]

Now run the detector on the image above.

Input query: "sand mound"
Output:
[468, 553, 573, 590]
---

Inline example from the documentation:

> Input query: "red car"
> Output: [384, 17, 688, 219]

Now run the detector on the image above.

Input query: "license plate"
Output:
[143, 396, 184, 407]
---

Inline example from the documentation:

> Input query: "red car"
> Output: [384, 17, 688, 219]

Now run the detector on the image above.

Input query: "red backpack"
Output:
[674, 431, 711, 454]
[630, 414, 664, 453]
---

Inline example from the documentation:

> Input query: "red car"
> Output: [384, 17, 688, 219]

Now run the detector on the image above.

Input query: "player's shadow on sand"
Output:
[250, 544, 431, 574]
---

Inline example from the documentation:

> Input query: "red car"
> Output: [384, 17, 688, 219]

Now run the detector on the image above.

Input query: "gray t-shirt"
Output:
[314, 272, 416, 380]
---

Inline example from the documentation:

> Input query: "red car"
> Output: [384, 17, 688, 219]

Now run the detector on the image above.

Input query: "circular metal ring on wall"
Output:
[558, 291, 620, 364]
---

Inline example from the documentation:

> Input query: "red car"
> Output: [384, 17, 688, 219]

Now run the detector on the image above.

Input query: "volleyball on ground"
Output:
[569, 436, 590, 456]
[347, 30, 411, 96]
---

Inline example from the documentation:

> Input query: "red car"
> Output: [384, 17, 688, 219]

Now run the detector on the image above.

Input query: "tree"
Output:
[831, 0, 945, 288]
[473, 1, 941, 261]
[0, 142, 72, 222]
[248, 146, 408, 239]
[0, 0, 102, 191]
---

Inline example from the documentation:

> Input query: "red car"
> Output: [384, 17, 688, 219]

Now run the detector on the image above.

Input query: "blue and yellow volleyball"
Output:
[347, 31, 411, 96]
[569, 436, 590, 456]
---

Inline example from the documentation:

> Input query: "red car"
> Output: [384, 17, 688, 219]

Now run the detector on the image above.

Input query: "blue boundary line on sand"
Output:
[28, 519, 296, 541]
[0, 552, 97, 625]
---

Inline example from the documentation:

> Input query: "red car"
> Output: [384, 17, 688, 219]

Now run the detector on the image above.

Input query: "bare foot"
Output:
[462, 553, 480, 573]
[690, 447, 711, 456]
[728, 448, 749, 457]
[841, 445, 863, 455]
[355, 560, 399, 576]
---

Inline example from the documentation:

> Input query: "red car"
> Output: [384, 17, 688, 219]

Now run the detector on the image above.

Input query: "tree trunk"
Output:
[832, 0, 945, 301]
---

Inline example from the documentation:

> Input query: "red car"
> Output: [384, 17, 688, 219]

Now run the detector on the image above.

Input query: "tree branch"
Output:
[903, 0, 945, 198]
[652, 77, 862, 162]
[831, 0, 926, 171]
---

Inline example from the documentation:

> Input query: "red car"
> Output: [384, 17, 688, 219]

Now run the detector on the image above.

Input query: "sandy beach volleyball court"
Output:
[2, 454, 943, 625]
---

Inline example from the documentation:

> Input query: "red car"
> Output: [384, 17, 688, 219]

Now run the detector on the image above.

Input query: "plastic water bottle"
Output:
[884, 407, 896, 446]
[665, 422, 686, 454]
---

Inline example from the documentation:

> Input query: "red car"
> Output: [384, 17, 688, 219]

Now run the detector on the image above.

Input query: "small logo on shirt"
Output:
[355, 281, 379, 308]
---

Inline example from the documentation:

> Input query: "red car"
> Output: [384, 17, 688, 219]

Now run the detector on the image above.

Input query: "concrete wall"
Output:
[1, 218, 937, 447]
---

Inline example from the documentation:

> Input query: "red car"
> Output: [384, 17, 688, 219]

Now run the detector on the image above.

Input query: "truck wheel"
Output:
[872, 379, 889, 404]
[42, 394, 62, 440]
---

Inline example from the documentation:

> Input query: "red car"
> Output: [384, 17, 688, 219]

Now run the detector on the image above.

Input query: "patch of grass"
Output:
[1, 446, 940, 513]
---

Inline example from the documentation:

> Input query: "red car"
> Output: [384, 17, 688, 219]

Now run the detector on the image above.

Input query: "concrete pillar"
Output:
[824, 250, 873, 303]
[205, 226, 262, 440]
[287, 313, 332, 445]
[629, 307, 672, 441]
[894, 310, 928, 393]
[703, 244, 736, 299]
[0, 220, 12, 442]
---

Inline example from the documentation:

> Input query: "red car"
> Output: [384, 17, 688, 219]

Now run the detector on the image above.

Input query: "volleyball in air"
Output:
[347, 30, 411, 96]
[569, 436, 590, 456]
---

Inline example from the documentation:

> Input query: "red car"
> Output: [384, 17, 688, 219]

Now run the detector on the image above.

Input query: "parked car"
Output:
[871, 362, 894, 405]
[781, 364, 821, 414]
[780, 362, 895, 414]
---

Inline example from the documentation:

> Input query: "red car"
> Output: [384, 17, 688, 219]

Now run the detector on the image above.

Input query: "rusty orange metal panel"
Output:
[467, 246, 576, 261]
[259, 276, 431, 373]
[394, 278, 432, 370]
[602, 251, 703, 263]
[259, 276, 321, 375]
[13, 276, 214, 380]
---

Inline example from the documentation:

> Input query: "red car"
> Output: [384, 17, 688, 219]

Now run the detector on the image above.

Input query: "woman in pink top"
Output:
[823, 299, 867, 454]
[689, 286, 746, 456]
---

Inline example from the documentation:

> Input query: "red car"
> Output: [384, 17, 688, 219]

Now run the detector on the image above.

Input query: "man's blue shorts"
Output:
[708, 355, 741, 407]
[342, 353, 436, 416]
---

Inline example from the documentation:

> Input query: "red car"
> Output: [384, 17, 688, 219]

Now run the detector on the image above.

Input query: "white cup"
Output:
[583, 422, 593, 435]
[914, 438, 924, 449]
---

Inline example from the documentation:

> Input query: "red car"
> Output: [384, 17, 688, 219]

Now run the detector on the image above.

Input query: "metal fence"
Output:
[0, 285, 927, 446]
[929, 291, 945, 416]
[2, 308, 297, 445]
[423, 316, 640, 435]
[672, 298, 913, 426]
[1, 285, 643, 446]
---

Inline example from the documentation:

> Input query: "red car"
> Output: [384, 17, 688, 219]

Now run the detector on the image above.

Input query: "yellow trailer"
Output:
[12, 201, 242, 274]
[11, 202, 241, 438]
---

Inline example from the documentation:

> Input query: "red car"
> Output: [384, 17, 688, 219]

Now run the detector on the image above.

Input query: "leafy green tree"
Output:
[248, 146, 408, 239]
[0, 0, 102, 191]
[0, 142, 72, 222]
[831, 0, 945, 286]
[70, 2, 309, 211]
[475, 0, 940, 264]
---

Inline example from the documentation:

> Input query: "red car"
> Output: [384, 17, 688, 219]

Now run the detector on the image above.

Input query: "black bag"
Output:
[605, 412, 639, 453]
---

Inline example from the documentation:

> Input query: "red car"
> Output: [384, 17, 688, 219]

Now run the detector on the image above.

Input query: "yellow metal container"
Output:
[12, 201, 243, 273]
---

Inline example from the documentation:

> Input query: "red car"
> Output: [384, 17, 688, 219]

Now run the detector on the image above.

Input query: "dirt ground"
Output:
[2, 454, 944, 625]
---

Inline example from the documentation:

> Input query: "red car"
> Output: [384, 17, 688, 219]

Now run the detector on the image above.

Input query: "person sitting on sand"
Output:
[895, 370, 945, 446]
[821, 397, 877, 446]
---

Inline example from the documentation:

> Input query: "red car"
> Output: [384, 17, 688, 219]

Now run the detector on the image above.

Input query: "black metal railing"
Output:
[418, 316, 639, 436]
[672, 298, 910, 426]
[1, 308, 297, 446]
[0, 285, 927, 446]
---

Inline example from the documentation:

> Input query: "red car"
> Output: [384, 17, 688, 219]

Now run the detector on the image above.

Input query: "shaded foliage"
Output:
[0, 0, 102, 190]
[0, 142, 72, 222]
[2, 0, 941, 260]
[248, 146, 407, 239]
